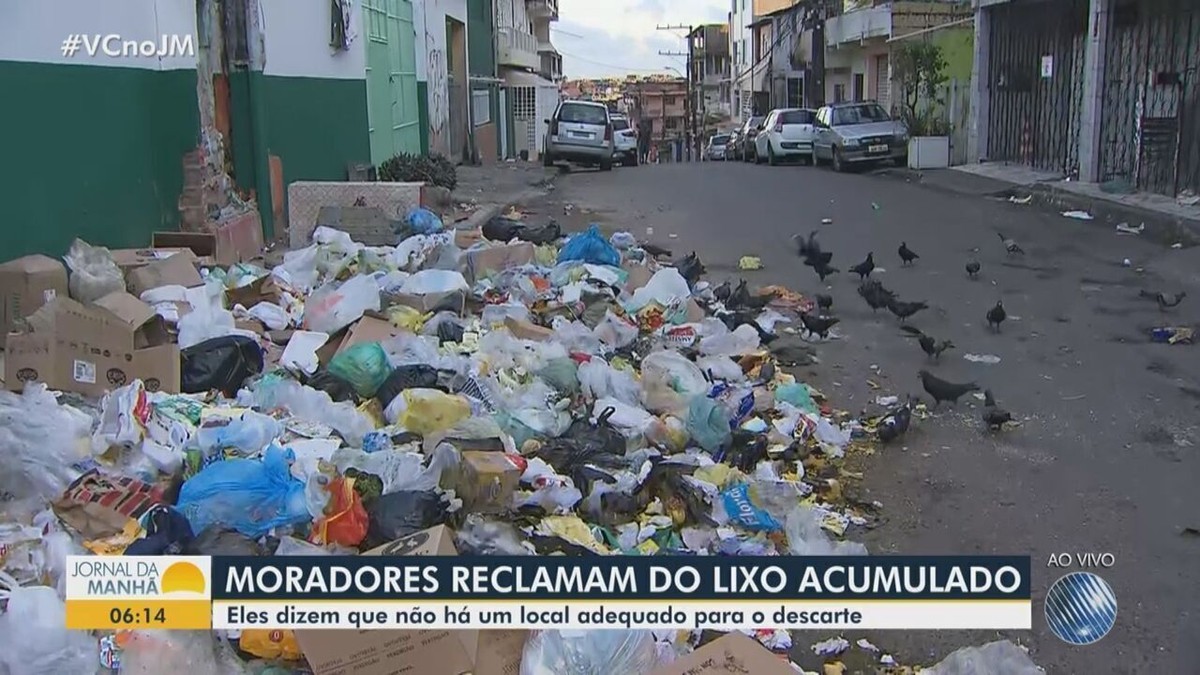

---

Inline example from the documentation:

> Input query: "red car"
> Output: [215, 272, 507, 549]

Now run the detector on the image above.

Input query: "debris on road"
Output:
[1061, 210, 1094, 220]
[1115, 222, 1144, 235]
[1151, 326, 1194, 344]
[1008, 194, 1033, 205]
[738, 255, 764, 270]
[964, 353, 1002, 364]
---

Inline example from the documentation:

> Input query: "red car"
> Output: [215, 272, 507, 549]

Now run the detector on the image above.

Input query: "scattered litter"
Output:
[1151, 327, 1194, 344]
[1061, 210, 1094, 220]
[821, 218, 833, 224]
[811, 637, 850, 656]
[1177, 189, 1199, 207]
[875, 395, 899, 406]
[1061, 394, 1087, 401]
[1115, 222, 1144, 235]
[1008, 194, 1033, 205]
[1171, 242, 1183, 249]
[856, 638, 879, 653]
[964, 353, 1002, 364]
[1122, 258, 1132, 267]
[880, 654, 897, 666]
[738, 256, 764, 270]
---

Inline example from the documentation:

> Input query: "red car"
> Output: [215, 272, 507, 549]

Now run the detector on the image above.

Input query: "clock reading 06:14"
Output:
[110, 607, 167, 624]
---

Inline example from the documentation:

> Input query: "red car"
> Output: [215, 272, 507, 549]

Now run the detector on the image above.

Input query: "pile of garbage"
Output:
[0, 210, 1041, 674]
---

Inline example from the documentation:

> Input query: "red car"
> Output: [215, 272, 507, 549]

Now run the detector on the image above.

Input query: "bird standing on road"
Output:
[997, 232, 1024, 255]
[919, 370, 980, 407]
[877, 397, 913, 444]
[982, 389, 1014, 431]
[850, 252, 876, 280]
[898, 242, 919, 266]
[887, 298, 929, 323]
[1157, 291, 1186, 311]
[857, 279, 896, 313]
[901, 326, 954, 360]
[800, 312, 840, 340]
[966, 260, 981, 279]
[812, 261, 839, 283]
[986, 301, 1007, 332]
[815, 293, 833, 312]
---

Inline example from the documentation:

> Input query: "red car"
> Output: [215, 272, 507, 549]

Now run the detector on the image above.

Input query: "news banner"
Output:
[66, 555, 1032, 631]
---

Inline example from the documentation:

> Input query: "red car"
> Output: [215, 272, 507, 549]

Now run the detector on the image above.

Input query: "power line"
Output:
[558, 51, 668, 74]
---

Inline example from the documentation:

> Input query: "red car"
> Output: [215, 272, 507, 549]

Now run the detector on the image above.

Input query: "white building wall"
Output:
[729, 0, 754, 124]
[0, 0, 196, 71]
[261, 0, 364, 79]
[414, 0, 469, 156]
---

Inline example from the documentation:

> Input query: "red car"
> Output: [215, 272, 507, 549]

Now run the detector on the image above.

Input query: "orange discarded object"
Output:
[759, 285, 812, 312]
[310, 476, 369, 547]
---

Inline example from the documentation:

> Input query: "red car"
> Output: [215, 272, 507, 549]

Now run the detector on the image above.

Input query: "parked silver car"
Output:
[812, 102, 908, 172]
[543, 100, 614, 171]
[705, 133, 732, 161]
[610, 113, 639, 166]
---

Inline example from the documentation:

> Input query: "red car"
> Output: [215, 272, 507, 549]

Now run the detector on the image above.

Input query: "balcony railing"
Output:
[526, 0, 558, 21]
[825, 3, 892, 46]
[497, 27, 539, 70]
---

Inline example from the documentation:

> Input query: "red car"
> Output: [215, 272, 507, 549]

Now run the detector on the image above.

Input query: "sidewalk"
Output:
[449, 161, 562, 229]
[876, 162, 1200, 247]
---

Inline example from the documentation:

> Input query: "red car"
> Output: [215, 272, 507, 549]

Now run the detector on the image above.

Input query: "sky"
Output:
[553, 0, 730, 79]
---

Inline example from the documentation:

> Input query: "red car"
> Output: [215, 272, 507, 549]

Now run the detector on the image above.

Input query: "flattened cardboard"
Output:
[389, 290, 466, 314]
[226, 275, 285, 309]
[337, 315, 406, 355]
[503, 316, 553, 342]
[453, 228, 485, 249]
[460, 241, 535, 284]
[125, 253, 203, 296]
[0, 254, 68, 334]
[5, 294, 180, 396]
[109, 247, 199, 272]
[648, 632, 795, 675]
[297, 525, 526, 675]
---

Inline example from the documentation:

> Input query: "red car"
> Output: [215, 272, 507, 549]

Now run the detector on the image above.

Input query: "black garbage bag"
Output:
[482, 216, 524, 242]
[307, 369, 358, 403]
[516, 221, 562, 245]
[180, 335, 264, 396]
[534, 408, 626, 486]
[375, 365, 440, 407]
[676, 252, 706, 288]
[124, 505, 194, 556]
[363, 490, 447, 549]
[187, 525, 270, 556]
[719, 430, 769, 472]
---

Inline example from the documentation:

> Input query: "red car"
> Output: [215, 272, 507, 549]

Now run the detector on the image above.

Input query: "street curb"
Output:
[454, 169, 563, 231]
[873, 167, 1200, 248]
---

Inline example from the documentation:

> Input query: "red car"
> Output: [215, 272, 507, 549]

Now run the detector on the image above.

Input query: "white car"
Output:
[755, 108, 818, 165]
[610, 114, 639, 166]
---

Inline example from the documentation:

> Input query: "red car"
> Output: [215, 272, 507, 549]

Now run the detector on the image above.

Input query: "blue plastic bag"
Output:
[176, 445, 309, 538]
[405, 207, 444, 235]
[557, 224, 621, 266]
[719, 483, 783, 532]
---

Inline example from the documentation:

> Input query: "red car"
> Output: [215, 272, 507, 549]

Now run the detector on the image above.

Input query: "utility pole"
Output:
[657, 23, 693, 161]
[810, 0, 827, 108]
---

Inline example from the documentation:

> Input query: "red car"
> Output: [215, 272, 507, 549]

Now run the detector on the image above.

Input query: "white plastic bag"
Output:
[640, 350, 709, 415]
[303, 274, 381, 334]
[178, 283, 238, 349]
[626, 268, 690, 312]
[699, 323, 761, 356]
[578, 359, 642, 406]
[332, 443, 458, 494]
[593, 397, 656, 439]
[400, 269, 469, 295]
[246, 301, 291, 330]
[594, 311, 638, 348]
[0, 578, 95, 675]
[63, 238, 124, 303]
[695, 355, 746, 382]
[520, 630, 663, 675]
[279, 244, 320, 291]
[116, 630, 227, 675]
[0, 384, 91, 502]
[242, 378, 374, 447]
[785, 505, 868, 556]
[924, 640, 1043, 675]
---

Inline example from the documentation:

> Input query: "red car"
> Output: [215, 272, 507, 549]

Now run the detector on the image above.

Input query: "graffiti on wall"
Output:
[427, 44, 448, 154]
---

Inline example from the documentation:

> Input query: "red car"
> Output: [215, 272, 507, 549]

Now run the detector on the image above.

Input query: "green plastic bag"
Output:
[538, 358, 580, 396]
[686, 395, 732, 453]
[327, 342, 391, 398]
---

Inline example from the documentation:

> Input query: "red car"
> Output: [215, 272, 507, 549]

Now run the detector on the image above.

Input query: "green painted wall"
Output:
[417, 81, 431, 154]
[259, 74, 371, 182]
[466, 0, 496, 77]
[1, 61, 198, 258]
[934, 29, 974, 85]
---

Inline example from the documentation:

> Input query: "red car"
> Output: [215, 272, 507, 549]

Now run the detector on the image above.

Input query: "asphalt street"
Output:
[534, 159, 1200, 673]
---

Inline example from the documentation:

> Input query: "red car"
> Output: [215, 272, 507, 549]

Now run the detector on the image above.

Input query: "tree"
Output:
[892, 41, 949, 136]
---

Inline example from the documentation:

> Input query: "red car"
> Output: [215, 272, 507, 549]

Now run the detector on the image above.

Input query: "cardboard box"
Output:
[0, 254, 68, 334]
[297, 525, 526, 675]
[338, 315, 406, 355]
[453, 228, 485, 249]
[503, 316, 553, 342]
[226, 275, 286, 310]
[126, 252, 204, 296]
[389, 290, 466, 314]
[460, 241, 535, 284]
[5, 292, 180, 396]
[109, 247, 199, 273]
[153, 227, 257, 267]
[445, 451, 522, 514]
[648, 632, 795, 675]
[362, 525, 458, 557]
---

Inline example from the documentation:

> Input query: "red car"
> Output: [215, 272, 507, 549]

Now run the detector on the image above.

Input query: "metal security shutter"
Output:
[874, 54, 889, 109]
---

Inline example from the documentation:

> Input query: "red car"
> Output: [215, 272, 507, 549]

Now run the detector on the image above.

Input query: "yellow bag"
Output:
[239, 629, 302, 661]
[386, 305, 429, 332]
[397, 389, 472, 435]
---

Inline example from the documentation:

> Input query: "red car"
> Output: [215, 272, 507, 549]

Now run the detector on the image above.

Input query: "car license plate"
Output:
[868, 144, 888, 153]
[571, 131, 591, 139]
